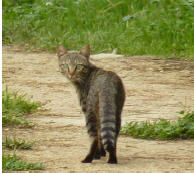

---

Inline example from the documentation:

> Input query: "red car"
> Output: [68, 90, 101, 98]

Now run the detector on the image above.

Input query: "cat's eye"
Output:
[63, 63, 68, 69]
[76, 64, 84, 71]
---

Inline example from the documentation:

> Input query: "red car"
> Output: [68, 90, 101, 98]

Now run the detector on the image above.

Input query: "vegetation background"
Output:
[3, 0, 194, 58]
[2, 0, 194, 171]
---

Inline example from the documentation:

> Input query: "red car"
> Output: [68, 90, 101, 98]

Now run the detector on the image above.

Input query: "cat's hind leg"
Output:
[100, 143, 106, 157]
[94, 139, 106, 159]
[82, 111, 98, 163]
[107, 141, 117, 164]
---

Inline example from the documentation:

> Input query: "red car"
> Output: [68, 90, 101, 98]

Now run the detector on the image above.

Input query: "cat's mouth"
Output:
[67, 74, 77, 82]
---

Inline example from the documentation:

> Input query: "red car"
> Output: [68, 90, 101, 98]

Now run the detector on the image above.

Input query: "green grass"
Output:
[2, 0, 194, 58]
[2, 88, 42, 170]
[2, 154, 43, 171]
[3, 136, 34, 150]
[2, 86, 41, 126]
[120, 111, 194, 140]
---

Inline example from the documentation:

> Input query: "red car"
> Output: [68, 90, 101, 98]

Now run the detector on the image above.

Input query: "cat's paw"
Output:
[94, 149, 102, 160]
[81, 155, 93, 163]
[101, 149, 106, 157]
[94, 153, 101, 160]
[107, 157, 117, 164]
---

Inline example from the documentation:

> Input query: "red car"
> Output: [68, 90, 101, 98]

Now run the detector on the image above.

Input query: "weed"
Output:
[3, 136, 34, 150]
[2, 86, 41, 126]
[120, 111, 194, 140]
[2, 0, 194, 58]
[2, 154, 43, 171]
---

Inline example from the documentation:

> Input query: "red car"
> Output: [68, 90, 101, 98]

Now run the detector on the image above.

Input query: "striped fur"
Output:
[57, 45, 125, 164]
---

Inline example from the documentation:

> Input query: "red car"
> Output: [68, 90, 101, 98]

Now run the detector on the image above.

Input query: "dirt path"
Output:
[2, 46, 194, 172]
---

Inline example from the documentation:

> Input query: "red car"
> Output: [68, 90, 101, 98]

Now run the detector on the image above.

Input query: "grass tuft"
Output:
[2, 154, 43, 171]
[2, 86, 41, 126]
[120, 111, 194, 140]
[3, 136, 34, 150]
[3, 0, 194, 58]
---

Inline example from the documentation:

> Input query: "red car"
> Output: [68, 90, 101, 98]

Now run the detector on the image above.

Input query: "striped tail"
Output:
[99, 95, 118, 152]
[101, 119, 116, 152]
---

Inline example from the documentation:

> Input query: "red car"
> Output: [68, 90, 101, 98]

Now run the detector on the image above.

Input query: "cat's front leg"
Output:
[82, 109, 98, 163]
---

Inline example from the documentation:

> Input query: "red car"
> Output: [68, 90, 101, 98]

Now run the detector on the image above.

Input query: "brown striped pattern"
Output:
[57, 45, 125, 164]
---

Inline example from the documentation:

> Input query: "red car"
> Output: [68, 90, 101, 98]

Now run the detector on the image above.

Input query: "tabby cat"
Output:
[57, 45, 125, 164]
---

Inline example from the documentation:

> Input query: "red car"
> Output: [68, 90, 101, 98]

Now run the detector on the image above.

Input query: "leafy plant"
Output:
[3, 136, 34, 150]
[2, 86, 41, 126]
[3, 0, 194, 58]
[120, 111, 194, 140]
[2, 154, 43, 171]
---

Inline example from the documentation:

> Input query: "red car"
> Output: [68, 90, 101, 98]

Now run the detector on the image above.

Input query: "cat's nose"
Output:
[68, 66, 76, 75]
[67, 73, 73, 79]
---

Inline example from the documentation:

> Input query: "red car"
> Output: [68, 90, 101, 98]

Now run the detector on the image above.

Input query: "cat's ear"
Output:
[57, 45, 67, 57]
[80, 45, 90, 59]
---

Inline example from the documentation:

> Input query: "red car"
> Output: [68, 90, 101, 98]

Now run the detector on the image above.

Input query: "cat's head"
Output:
[57, 45, 91, 82]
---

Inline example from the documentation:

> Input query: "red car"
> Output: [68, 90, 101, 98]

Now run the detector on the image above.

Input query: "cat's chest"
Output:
[77, 88, 88, 113]
[79, 94, 87, 113]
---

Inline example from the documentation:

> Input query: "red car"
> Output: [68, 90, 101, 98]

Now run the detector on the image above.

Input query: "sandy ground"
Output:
[2, 46, 194, 173]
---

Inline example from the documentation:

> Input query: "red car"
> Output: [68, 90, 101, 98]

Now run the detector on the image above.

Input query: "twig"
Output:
[102, 1, 124, 13]
[106, 0, 113, 5]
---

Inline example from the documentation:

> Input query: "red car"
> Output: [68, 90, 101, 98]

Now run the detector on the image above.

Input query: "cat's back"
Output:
[89, 68, 125, 96]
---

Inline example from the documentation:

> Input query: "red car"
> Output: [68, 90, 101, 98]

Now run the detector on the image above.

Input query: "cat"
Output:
[57, 45, 125, 164]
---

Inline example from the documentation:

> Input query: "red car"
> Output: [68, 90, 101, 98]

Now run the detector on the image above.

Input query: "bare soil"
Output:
[2, 46, 194, 173]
